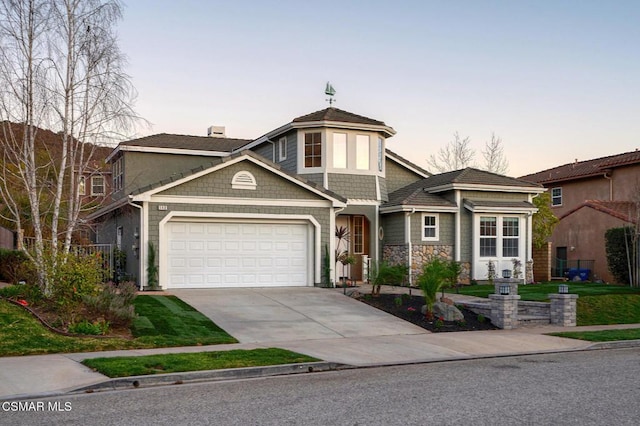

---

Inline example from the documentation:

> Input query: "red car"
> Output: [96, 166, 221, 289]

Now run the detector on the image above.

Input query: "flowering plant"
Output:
[17, 299, 28, 306]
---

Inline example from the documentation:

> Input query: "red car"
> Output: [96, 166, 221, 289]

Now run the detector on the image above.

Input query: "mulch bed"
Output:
[358, 293, 498, 333]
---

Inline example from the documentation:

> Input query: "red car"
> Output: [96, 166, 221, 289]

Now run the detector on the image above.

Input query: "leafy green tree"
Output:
[605, 227, 636, 285]
[532, 192, 559, 249]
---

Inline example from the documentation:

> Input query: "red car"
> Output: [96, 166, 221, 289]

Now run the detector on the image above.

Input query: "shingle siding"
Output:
[410, 212, 455, 246]
[328, 174, 377, 199]
[159, 161, 322, 200]
[385, 159, 426, 193]
[381, 212, 405, 244]
[119, 151, 217, 200]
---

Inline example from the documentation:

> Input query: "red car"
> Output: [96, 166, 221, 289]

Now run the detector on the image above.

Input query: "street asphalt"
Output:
[1, 285, 639, 400]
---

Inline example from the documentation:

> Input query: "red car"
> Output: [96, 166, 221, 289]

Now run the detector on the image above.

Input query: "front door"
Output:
[351, 215, 369, 281]
[555, 246, 568, 278]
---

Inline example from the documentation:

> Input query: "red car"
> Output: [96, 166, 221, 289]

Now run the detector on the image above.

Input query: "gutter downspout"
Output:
[604, 171, 613, 201]
[128, 197, 144, 291]
[264, 138, 276, 162]
[406, 208, 416, 285]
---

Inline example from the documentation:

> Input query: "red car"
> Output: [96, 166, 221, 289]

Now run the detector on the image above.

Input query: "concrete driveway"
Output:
[170, 287, 428, 344]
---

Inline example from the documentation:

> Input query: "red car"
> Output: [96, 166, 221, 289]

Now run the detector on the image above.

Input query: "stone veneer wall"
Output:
[383, 243, 470, 284]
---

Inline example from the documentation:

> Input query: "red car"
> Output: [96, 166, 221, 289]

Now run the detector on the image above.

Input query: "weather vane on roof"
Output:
[325, 82, 336, 106]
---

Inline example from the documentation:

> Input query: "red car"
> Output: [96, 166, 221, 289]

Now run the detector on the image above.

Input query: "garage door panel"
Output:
[166, 221, 310, 289]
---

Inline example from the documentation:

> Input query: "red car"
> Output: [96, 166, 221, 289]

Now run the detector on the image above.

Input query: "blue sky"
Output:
[118, 0, 640, 177]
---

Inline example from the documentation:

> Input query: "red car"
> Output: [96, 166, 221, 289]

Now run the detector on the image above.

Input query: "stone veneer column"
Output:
[489, 294, 521, 329]
[549, 294, 579, 327]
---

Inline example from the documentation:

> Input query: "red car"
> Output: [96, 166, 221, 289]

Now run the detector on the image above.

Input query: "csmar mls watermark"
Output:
[2, 401, 72, 412]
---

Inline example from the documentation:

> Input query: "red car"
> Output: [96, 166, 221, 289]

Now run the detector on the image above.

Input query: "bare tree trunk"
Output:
[0, 0, 138, 294]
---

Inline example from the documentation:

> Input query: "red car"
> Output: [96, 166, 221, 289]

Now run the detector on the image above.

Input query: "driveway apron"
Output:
[170, 287, 428, 343]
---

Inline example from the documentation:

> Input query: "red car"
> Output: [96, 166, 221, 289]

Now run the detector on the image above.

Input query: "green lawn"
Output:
[550, 328, 640, 342]
[454, 282, 640, 326]
[82, 348, 319, 377]
[0, 295, 236, 357]
[456, 282, 640, 301]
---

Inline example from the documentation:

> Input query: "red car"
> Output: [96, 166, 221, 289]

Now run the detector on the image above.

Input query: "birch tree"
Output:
[0, 0, 137, 294]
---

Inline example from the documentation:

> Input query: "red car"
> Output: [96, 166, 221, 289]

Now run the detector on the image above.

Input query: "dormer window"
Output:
[304, 132, 322, 168]
[232, 171, 257, 190]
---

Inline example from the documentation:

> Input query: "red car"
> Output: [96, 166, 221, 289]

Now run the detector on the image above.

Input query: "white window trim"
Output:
[551, 187, 562, 206]
[421, 213, 439, 241]
[91, 175, 105, 195]
[278, 137, 287, 162]
[303, 131, 323, 169]
[231, 171, 257, 190]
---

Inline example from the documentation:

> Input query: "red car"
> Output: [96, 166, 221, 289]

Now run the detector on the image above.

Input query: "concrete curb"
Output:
[586, 339, 640, 350]
[69, 361, 348, 394]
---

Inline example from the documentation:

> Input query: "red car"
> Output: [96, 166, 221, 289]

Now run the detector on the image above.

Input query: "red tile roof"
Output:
[520, 150, 640, 184]
[560, 200, 638, 224]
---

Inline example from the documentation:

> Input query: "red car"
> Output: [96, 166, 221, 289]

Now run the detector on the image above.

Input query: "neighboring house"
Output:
[521, 151, 640, 283]
[0, 122, 112, 245]
[89, 107, 543, 289]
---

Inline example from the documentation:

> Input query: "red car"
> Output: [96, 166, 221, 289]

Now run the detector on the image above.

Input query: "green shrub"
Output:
[401, 293, 411, 303]
[68, 319, 110, 335]
[0, 283, 42, 302]
[394, 296, 403, 307]
[605, 227, 636, 284]
[0, 249, 32, 284]
[83, 281, 137, 327]
[47, 252, 104, 321]
[369, 261, 408, 296]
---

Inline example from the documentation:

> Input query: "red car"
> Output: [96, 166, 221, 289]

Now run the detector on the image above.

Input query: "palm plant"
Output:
[416, 258, 449, 320]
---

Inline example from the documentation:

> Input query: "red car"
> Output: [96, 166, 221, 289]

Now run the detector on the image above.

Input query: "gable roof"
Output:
[106, 133, 252, 161]
[422, 168, 543, 192]
[131, 150, 346, 204]
[292, 107, 386, 126]
[559, 200, 637, 223]
[520, 150, 640, 185]
[382, 178, 457, 212]
[385, 149, 431, 178]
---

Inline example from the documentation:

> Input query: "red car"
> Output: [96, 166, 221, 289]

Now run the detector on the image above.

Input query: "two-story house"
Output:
[89, 107, 543, 289]
[521, 151, 640, 283]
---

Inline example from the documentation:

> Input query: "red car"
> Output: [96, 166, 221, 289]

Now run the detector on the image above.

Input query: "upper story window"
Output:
[356, 135, 369, 170]
[304, 132, 322, 168]
[422, 213, 439, 241]
[78, 176, 86, 195]
[91, 176, 105, 195]
[551, 187, 562, 206]
[333, 133, 347, 168]
[377, 137, 384, 172]
[113, 156, 123, 192]
[278, 137, 287, 161]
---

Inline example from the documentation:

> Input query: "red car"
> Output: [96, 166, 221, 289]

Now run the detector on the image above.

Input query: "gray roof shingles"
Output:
[292, 107, 386, 126]
[120, 133, 252, 152]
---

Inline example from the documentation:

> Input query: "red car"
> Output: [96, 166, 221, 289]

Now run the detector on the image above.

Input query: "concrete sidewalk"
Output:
[1, 287, 639, 400]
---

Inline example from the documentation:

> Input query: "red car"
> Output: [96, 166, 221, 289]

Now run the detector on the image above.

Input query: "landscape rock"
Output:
[422, 301, 464, 321]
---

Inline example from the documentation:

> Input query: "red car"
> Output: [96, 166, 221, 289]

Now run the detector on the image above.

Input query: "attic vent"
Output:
[231, 171, 257, 190]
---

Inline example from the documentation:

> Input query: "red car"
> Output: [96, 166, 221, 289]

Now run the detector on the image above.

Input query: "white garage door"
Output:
[165, 221, 309, 288]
